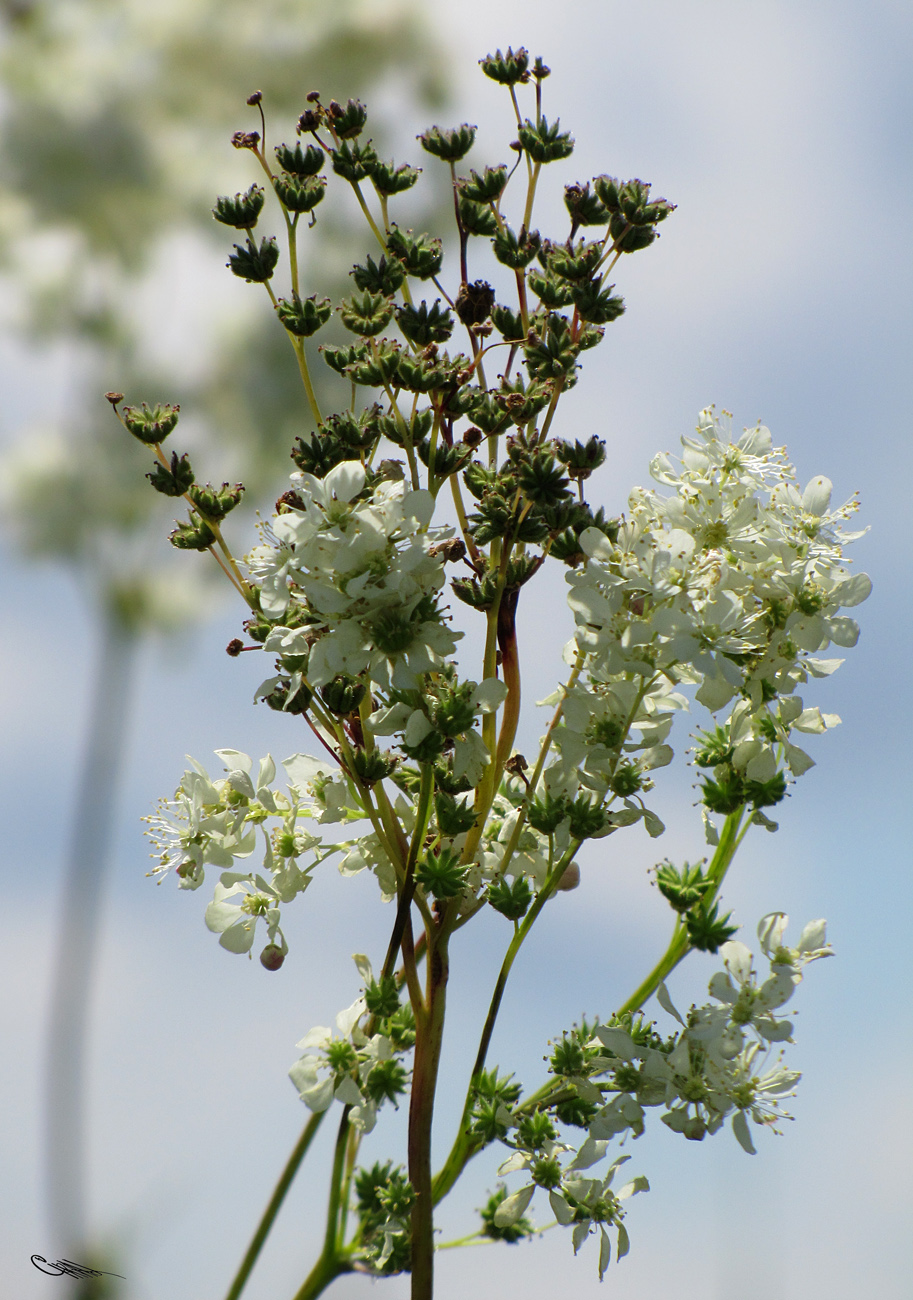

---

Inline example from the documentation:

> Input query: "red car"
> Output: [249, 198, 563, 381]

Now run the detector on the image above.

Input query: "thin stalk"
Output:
[408, 929, 450, 1299]
[223, 1112, 324, 1300]
[432, 843, 581, 1205]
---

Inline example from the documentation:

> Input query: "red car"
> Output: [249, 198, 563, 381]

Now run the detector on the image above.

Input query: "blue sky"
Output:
[2, 2, 911, 1297]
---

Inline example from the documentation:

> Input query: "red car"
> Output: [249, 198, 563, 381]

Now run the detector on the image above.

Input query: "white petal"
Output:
[473, 677, 508, 713]
[801, 476, 832, 515]
[732, 1109, 757, 1154]
[493, 1183, 535, 1227]
[325, 460, 366, 503]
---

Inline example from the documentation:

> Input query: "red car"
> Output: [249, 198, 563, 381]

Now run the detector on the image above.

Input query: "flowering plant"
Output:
[116, 48, 869, 1300]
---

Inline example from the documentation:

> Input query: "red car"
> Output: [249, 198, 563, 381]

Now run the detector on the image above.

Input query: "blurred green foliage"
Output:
[0, 0, 445, 623]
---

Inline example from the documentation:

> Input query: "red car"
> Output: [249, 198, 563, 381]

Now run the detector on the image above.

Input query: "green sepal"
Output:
[479, 46, 529, 85]
[122, 401, 180, 445]
[212, 184, 265, 229]
[570, 279, 625, 324]
[527, 791, 570, 834]
[488, 874, 532, 921]
[492, 225, 540, 269]
[339, 290, 395, 337]
[434, 790, 477, 836]
[523, 314, 580, 381]
[273, 174, 326, 213]
[516, 1112, 557, 1150]
[516, 116, 574, 163]
[418, 123, 476, 162]
[350, 340, 402, 386]
[352, 749, 397, 786]
[609, 213, 658, 253]
[685, 899, 739, 953]
[146, 450, 194, 497]
[370, 159, 420, 196]
[364, 974, 400, 1018]
[655, 860, 712, 913]
[274, 141, 325, 176]
[555, 434, 607, 480]
[227, 236, 279, 283]
[609, 762, 643, 797]
[327, 98, 368, 140]
[700, 769, 745, 814]
[459, 165, 509, 203]
[322, 406, 381, 451]
[187, 481, 244, 520]
[543, 237, 603, 282]
[428, 679, 476, 737]
[331, 138, 379, 182]
[416, 847, 468, 900]
[350, 254, 405, 295]
[376, 406, 434, 448]
[458, 197, 497, 237]
[564, 182, 609, 228]
[515, 448, 571, 506]
[319, 674, 367, 717]
[394, 351, 459, 394]
[291, 432, 356, 478]
[396, 299, 454, 346]
[262, 677, 313, 715]
[320, 342, 369, 375]
[527, 268, 575, 309]
[276, 292, 333, 337]
[386, 226, 444, 279]
[417, 437, 470, 480]
[169, 513, 216, 551]
[567, 794, 606, 839]
[490, 302, 525, 342]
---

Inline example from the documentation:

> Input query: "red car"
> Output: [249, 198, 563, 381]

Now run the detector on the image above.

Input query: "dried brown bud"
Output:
[297, 110, 321, 134]
[306, 90, 321, 103]
[504, 753, 528, 776]
[276, 489, 305, 513]
[428, 539, 467, 564]
[226, 638, 244, 657]
[462, 426, 483, 449]
[104, 391, 124, 405]
[246, 90, 263, 106]
[231, 130, 261, 150]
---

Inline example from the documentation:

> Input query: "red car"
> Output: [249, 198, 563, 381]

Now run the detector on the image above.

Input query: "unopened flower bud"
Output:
[260, 944, 285, 971]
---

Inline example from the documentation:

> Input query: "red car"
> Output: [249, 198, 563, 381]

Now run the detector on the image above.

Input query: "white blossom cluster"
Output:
[144, 749, 370, 957]
[288, 956, 412, 1134]
[493, 914, 829, 1277]
[246, 461, 461, 692]
[548, 408, 869, 834]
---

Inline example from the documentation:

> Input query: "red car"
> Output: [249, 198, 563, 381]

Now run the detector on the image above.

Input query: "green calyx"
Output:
[213, 184, 265, 229]
[122, 401, 180, 445]
[147, 450, 194, 496]
[418, 123, 477, 162]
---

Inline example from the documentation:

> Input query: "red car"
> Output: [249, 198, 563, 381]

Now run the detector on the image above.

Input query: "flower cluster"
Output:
[246, 461, 461, 693]
[553, 409, 869, 835]
[288, 956, 414, 1134]
[144, 750, 368, 963]
[490, 915, 827, 1278]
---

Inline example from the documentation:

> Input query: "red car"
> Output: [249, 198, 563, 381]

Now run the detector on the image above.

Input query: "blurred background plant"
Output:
[0, 0, 444, 1276]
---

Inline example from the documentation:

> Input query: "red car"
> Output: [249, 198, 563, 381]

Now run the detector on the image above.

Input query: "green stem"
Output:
[290, 1251, 351, 1300]
[432, 843, 581, 1205]
[223, 1112, 324, 1300]
[409, 929, 450, 1299]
